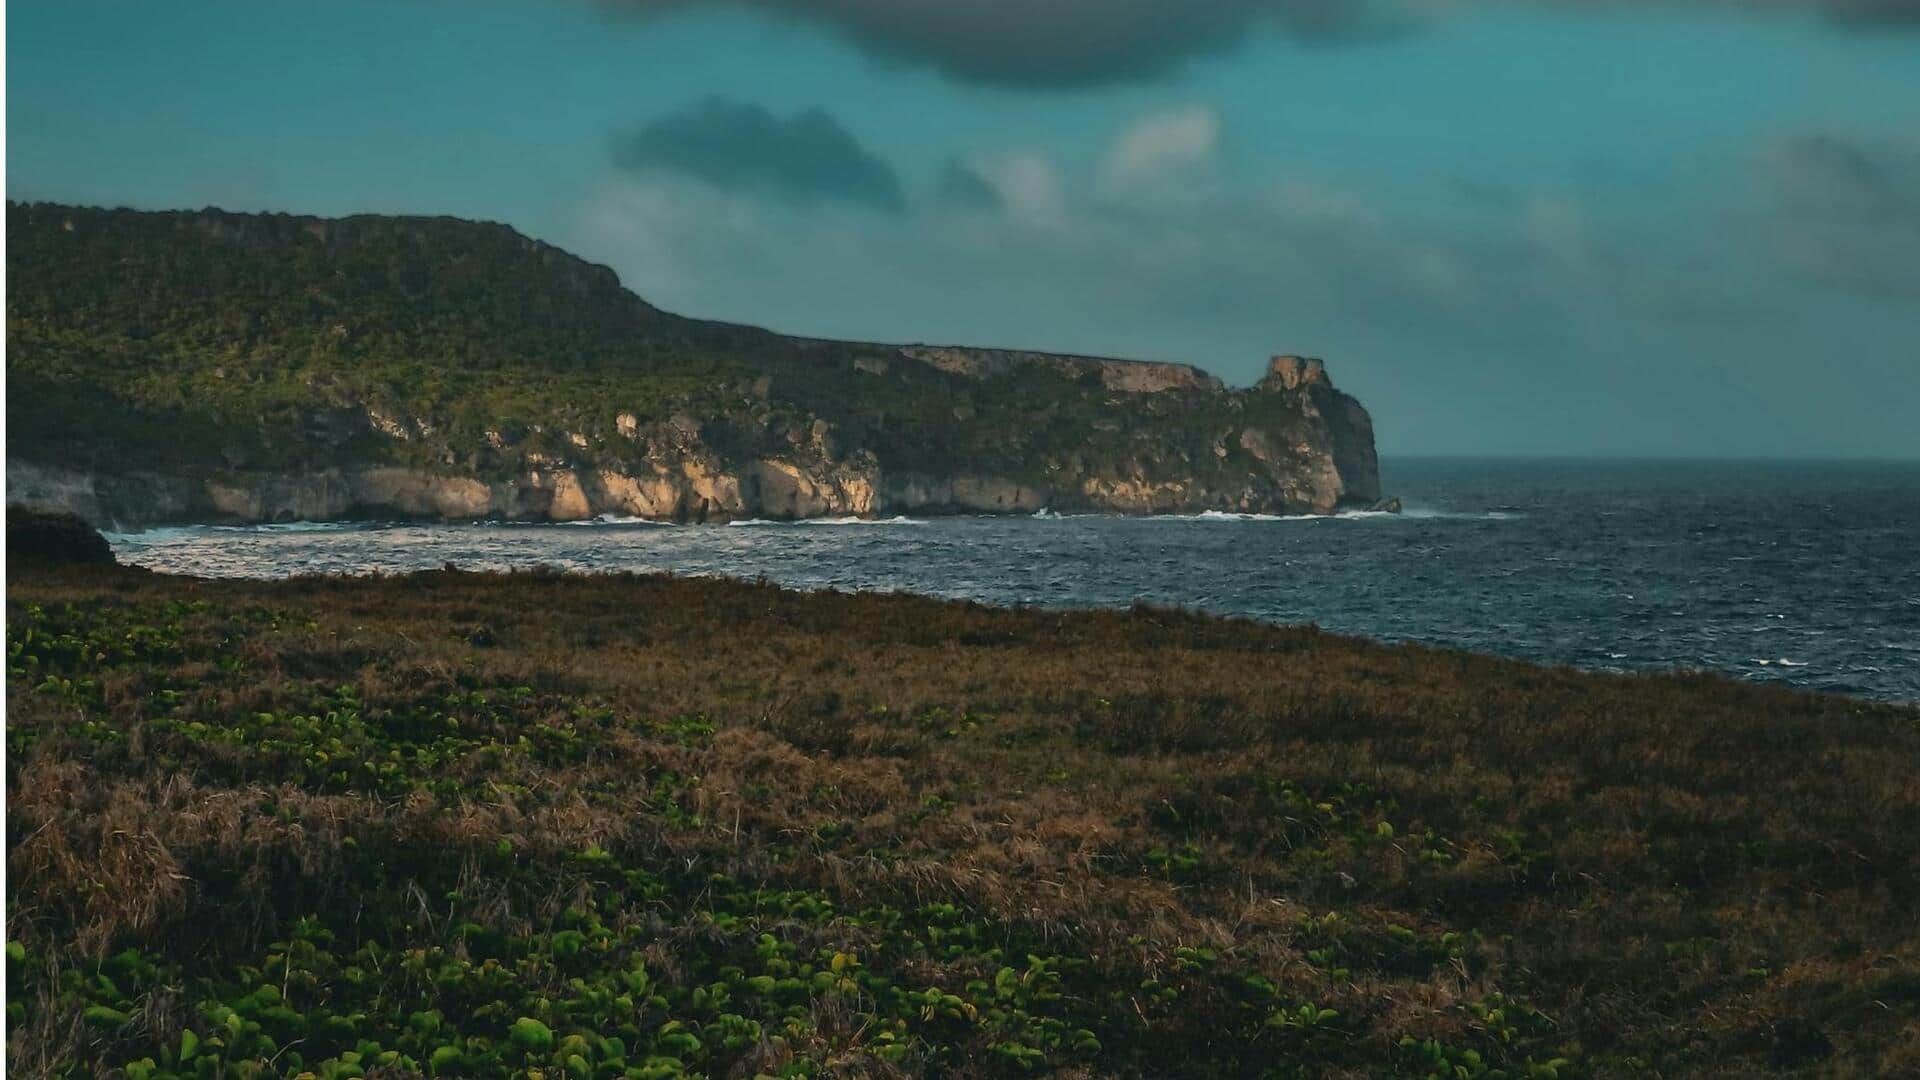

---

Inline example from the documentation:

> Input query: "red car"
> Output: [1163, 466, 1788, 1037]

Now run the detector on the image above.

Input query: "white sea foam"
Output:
[1393, 506, 1522, 520]
[728, 515, 924, 527]
[103, 525, 207, 543]
[557, 514, 672, 526]
[1178, 510, 1322, 522]
[1153, 507, 1524, 522]
[104, 520, 352, 539]
[1151, 507, 1517, 522]
[216, 520, 366, 533]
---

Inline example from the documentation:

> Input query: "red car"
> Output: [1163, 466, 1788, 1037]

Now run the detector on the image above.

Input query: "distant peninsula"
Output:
[5, 202, 1388, 527]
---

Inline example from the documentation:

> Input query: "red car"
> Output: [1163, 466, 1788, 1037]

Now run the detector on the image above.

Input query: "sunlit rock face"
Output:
[1261, 355, 1326, 392]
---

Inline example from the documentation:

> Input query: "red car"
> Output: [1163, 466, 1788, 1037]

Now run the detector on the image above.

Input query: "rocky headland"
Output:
[6, 203, 1388, 527]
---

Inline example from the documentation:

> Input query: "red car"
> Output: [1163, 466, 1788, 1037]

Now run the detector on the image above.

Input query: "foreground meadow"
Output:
[6, 562, 1918, 1077]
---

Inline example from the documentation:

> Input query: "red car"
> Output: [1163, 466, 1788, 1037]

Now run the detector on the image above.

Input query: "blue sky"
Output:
[9, 0, 1919, 456]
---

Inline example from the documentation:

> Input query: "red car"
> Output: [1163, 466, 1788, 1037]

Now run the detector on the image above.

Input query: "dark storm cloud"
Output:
[1562, 0, 1920, 29]
[934, 159, 1003, 210]
[606, 2, 1914, 88]
[1774, 134, 1920, 217]
[1808, 0, 1920, 28]
[1766, 133, 1920, 299]
[613, 1, 1413, 87]
[612, 97, 905, 211]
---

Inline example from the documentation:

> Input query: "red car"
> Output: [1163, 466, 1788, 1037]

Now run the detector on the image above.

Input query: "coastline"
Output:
[85, 468, 1920, 705]
[5, 459, 1396, 530]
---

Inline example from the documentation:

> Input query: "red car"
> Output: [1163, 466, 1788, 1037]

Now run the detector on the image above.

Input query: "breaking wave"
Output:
[728, 516, 926, 527]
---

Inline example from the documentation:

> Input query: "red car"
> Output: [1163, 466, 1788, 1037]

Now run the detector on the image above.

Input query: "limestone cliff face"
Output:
[10, 353, 1383, 527]
[5, 202, 1388, 527]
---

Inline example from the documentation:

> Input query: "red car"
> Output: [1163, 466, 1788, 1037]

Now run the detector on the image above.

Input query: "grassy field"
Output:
[6, 562, 1918, 1077]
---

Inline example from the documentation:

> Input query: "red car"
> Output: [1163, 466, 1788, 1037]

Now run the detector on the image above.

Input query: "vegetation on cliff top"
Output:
[9, 563, 1918, 1077]
[5, 202, 1368, 500]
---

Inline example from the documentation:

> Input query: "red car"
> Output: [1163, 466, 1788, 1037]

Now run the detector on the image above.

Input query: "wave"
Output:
[103, 525, 210, 543]
[1166, 510, 1325, 522]
[1393, 506, 1523, 520]
[1750, 657, 1810, 668]
[107, 520, 368, 540]
[105, 507, 1521, 537]
[556, 514, 673, 527]
[729, 515, 925, 527]
[215, 520, 372, 534]
[1147, 507, 1521, 523]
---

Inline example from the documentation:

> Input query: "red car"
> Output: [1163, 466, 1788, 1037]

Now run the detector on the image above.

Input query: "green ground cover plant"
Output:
[7, 563, 1918, 1076]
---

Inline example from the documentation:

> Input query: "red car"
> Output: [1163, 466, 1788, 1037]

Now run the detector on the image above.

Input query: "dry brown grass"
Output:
[7, 563, 1919, 1077]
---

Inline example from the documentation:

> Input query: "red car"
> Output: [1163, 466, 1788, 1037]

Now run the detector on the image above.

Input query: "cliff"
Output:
[5, 202, 1387, 526]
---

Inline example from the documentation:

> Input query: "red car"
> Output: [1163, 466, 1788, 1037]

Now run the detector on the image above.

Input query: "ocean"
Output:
[105, 459, 1920, 702]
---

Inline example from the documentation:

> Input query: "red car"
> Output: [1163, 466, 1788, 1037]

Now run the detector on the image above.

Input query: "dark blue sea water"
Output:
[106, 459, 1920, 702]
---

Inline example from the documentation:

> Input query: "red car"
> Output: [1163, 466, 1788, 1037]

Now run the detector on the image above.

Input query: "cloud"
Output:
[1522, 196, 1593, 271]
[1808, 0, 1920, 29]
[1764, 133, 1920, 299]
[613, 1, 1417, 87]
[934, 158, 1003, 210]
[585, 149, 1583, 368]
[1551, 0, 1920, 28]
[607, 2, 1915, 88]
[1102, 106, 1222, 192]
[1269, 177, 1383, 231]
[969, 152, 1067, 226]
[612, 97, 905, 211]
[1771, 133, 1920, 218]
[576, 126, 1920, 456]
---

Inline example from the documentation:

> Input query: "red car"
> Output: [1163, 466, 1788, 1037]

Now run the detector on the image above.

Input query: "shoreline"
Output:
[42, 558, 1917, 708]
[95, 504, 1413, 536]
[89, 512, 1913, 706]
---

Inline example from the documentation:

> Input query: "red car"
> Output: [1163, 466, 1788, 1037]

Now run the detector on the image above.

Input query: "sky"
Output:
[7, 0, 1919, 458]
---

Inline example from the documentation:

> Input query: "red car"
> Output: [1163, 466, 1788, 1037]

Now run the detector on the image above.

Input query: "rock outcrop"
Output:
[1262, 355, 1327, 392]
[6, 506, 116, 565]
